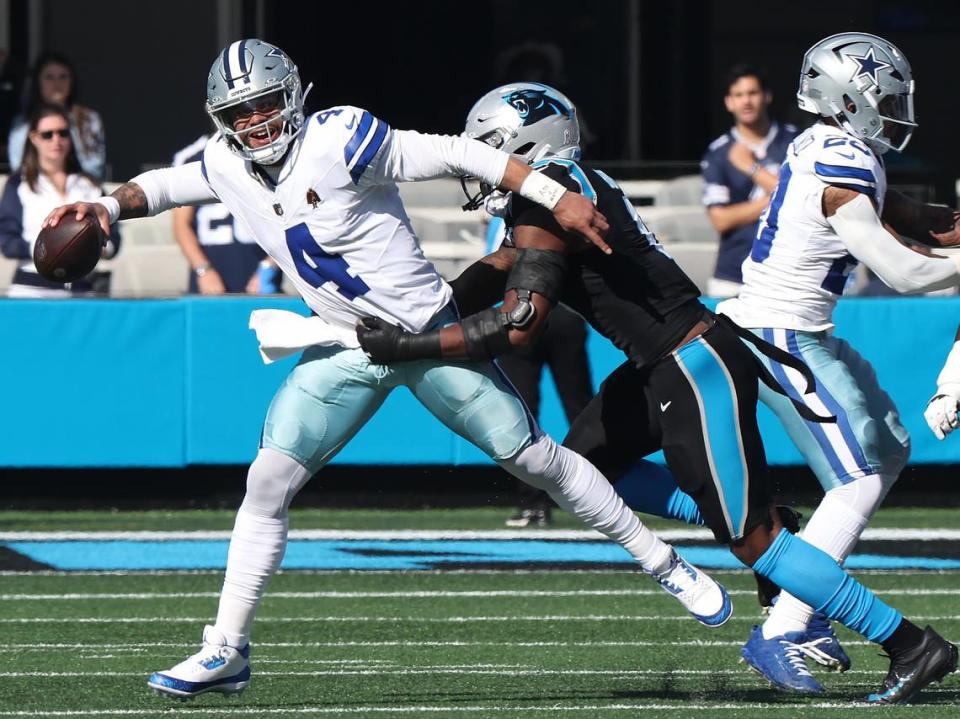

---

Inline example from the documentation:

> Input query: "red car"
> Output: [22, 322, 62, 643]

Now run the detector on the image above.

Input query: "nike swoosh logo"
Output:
[833, 151, 855, 160]
[660, 401, 672, 412]
[345, 116, 357, 130]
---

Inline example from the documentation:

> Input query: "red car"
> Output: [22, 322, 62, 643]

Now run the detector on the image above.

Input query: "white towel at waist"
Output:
[249, 309, 360, 364]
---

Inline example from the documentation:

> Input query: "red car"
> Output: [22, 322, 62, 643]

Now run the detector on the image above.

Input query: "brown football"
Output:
[34, 215, 105, 283]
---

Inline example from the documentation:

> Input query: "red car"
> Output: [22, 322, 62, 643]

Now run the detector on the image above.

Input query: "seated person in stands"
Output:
[0, 104, 119, 297]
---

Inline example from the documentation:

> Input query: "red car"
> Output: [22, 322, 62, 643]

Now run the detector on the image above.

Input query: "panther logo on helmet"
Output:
[502, 88, 571, 126]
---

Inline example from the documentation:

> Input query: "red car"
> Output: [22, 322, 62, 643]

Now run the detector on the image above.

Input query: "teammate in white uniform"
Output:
[925, 325, 960, 440]
[717, 33, 960, 694]
[43, 40, 732, 700]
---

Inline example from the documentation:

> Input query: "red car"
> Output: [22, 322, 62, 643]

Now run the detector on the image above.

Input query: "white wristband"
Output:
[95, 196, 121, 225]
[518, 171, 567, 211]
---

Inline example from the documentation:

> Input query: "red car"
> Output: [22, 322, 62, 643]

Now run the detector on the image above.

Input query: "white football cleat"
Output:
[652, 549, 732, 627]
[147, 625, 251, 700]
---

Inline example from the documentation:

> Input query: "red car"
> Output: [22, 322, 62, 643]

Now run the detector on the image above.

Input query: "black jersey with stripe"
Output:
[507, 160, 704, 368]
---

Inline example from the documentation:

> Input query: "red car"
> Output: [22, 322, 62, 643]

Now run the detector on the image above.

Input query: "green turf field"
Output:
[1, 507, 958, 718]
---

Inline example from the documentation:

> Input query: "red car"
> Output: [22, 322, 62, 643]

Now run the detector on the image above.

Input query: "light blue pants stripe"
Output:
[752, 328, 909, 490]
[674, 338, 748, 539]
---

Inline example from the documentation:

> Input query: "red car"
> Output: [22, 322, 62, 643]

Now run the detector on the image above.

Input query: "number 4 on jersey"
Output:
[285, 223, 371, 300]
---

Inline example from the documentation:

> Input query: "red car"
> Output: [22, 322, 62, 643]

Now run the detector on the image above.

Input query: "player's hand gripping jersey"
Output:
[194, 106, 507, 332]
[722, 123, 887, 332]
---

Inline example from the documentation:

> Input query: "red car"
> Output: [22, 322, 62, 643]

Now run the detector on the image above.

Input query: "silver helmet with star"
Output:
[797, 32, 915, 154]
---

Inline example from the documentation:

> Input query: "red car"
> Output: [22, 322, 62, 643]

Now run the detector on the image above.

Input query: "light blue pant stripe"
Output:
[784, 330, 870, 471]
[761, 328, 850, 483]
[675, 338, 747, 538]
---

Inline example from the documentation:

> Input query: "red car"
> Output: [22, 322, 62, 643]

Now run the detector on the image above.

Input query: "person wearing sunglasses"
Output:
[0, 104, 120, 296]
[7, 52, 106, 179]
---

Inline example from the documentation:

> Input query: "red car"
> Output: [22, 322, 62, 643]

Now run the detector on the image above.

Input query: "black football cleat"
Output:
[866, 626, 958, 704]
[754, 505, 803, 610]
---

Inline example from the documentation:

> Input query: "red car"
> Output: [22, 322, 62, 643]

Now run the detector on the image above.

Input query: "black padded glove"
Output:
[356, 317, 442, 364]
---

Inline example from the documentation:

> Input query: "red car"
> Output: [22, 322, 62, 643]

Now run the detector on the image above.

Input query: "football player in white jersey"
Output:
[43, 40, 732, 700]
[714, 32, 960, 694]
[925, 325, 960, 440]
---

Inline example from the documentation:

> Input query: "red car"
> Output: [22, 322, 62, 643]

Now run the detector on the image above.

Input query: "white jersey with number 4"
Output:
[199, 107, 502, 333]
[718, 122, 887, 332]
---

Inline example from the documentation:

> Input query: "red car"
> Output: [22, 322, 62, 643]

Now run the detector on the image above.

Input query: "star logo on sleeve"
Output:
[848, 46, 891, 85]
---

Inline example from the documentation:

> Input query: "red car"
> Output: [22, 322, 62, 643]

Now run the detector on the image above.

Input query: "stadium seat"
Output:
[654, 174, 706, 206]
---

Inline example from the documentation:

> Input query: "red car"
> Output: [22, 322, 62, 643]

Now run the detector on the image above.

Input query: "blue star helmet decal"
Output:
[847, 46, 892, 85]
[502, 87, 572, 126]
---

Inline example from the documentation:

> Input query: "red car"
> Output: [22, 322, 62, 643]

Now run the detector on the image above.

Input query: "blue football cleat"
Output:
[741, 625, 824, 694]
[652, 550, 732, 627]
[148, 625, 251, 700]
[799, 611, 852, 672]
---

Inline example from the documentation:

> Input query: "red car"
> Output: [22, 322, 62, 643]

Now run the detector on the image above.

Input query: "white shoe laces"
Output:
[779, 639, 814, 677]
[795, 636, 838, 666]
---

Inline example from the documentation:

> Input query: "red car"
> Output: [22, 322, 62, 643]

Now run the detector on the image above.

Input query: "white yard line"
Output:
[2, 587, 960, 601]
[2, 527, 959, 541]
[2, 614, 959, 624]
[0, 639, 876, 650]
[0, 702, 931, 716]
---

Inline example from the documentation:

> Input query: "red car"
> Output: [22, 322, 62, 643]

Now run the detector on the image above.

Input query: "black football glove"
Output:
[356, 317, 442, 364]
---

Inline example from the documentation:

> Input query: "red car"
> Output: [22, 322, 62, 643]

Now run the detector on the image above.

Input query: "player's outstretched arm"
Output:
[381, 130, 610, 253]
[825, 186, 960, 293]
[44, 162, 217, 236]
[882, 189, 960, 248]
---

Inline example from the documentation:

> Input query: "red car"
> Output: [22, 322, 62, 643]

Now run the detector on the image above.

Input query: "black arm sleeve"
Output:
[449, 260, 510, 317]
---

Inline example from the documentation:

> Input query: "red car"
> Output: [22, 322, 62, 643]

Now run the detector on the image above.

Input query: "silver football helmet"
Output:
[206, 39, 307, 164]
[797, 32, 916, 154]
[461, 82, 580, 209]
[464, 82, 580, 163]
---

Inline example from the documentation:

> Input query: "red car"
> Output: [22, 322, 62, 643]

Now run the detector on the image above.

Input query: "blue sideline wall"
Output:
[2, 296, 958, 468]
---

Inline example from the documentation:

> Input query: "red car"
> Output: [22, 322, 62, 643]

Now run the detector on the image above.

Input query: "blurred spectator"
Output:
[0, 104, 120, 297]
[171, 134, 277, 294]
[0, 49, 25, 167]
[701, 64, 797, 297]
[8, 52, 106, 179]
[486, 218, 595, 528]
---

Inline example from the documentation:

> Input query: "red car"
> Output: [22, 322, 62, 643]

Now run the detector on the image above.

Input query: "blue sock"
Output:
[612, 460, 704, 526]
[752, 529, 901, 643]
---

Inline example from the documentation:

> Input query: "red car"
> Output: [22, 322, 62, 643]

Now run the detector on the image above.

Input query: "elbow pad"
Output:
[507, 248, 567, 304]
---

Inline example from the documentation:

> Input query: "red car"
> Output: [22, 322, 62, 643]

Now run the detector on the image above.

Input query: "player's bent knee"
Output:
[826, 472, 895, 519]
[242, 448, 313, 519]
[497, 434, 556, 491]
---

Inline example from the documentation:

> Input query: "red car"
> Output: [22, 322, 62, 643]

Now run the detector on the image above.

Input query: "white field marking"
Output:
[0, 702, 933, 716]
[3, 614, 960, 624]
[0, 639, 878, 650]
[3, 586, 960, 602]
[2, 527, 959, 541]
[3, 567, 955, 577]
[0, 667, 911, 677]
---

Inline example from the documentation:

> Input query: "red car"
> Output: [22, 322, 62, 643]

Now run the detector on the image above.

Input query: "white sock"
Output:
[214, 506, 289, 648]
[762, 489, 871, 639]
[502, 435, 673, 575]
